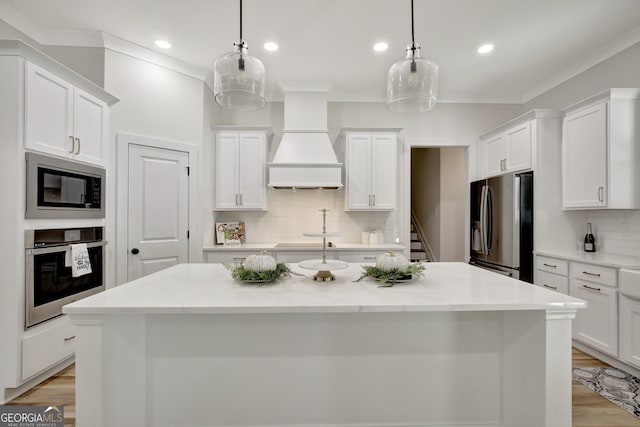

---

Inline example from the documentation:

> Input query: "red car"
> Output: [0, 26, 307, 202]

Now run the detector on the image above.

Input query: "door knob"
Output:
[131, 248, 140, 255]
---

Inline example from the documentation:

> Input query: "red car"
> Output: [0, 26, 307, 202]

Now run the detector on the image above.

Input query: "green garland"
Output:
[227, 262, 291, 283]
[360, 262, 426, 286]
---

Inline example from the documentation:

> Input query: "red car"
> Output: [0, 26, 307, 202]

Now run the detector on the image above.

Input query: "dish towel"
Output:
[65, 243, 92, 277]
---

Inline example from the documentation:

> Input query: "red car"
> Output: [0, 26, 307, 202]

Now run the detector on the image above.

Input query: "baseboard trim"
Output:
[573, 341, 640, 379]
[2, 355, 74, 404]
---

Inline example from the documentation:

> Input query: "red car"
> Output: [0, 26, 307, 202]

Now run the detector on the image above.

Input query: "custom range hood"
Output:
[268, 83, 342, 189]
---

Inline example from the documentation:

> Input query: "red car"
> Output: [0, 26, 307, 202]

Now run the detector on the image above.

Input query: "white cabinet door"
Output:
[72, 88, 107, 166]
[570, 279, 618, 356]
[370, 135, 396, 209]
[25, 62, 108, 166]
[214, 131, 266, 210]
[562, 103, 607, 208]
[345, 133, 397, 210]
[485, 134, 506, 177]
[346, 134, 372, 209]
[238, 133, 266, 209]
[620, 295, 640, 369]
[24, 62, 74, 158]
[505, 121, 531, 172]
[215, 133, 240, 209]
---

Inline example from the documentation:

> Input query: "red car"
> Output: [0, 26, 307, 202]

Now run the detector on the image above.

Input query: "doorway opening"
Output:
[410, 147, 466, 262]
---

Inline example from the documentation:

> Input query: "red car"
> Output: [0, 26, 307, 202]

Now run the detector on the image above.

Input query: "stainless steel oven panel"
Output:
[25, 240, 107, 328]
[26, 152, 105, 219]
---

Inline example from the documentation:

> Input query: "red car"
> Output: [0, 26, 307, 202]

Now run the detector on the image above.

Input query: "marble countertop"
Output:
[203, 243, 406, 251]
[63, 262, 585, 315]
[535, 250, 640, 269]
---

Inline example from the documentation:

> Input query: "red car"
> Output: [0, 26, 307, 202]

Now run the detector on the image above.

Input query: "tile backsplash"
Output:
[210, 189, 400, 245]
[583, 210, 640, 257]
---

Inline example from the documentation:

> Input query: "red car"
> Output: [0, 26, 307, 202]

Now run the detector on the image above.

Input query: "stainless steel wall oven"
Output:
[25, 227, 106, 328]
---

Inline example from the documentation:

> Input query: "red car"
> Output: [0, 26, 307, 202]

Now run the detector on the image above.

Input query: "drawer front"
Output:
[536, 256, 568, 276]
[206, 251, 274, 264]
[22, 316, 75, 380]
[536, 270, 569, 294]
[276, 251, 337, 263]
[571, 262, 617, 286]
[338, 252, 384, 263]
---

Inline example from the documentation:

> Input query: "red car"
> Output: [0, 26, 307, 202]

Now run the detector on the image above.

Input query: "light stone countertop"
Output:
[63, 262, 585, 315]
[203, 243, 406, 251]
[535, 250, 640, 269]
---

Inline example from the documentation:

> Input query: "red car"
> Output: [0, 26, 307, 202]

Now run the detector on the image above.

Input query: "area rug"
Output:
[573, 367, 640, 419]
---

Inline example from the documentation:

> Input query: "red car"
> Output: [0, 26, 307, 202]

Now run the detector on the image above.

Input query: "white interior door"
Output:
[128, 144, 189, 281]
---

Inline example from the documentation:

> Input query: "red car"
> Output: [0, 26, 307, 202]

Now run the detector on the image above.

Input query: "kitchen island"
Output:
[64, 262, 585, 427]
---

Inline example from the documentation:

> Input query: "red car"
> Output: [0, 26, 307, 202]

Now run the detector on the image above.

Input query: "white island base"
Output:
[64, 263, 584, 427]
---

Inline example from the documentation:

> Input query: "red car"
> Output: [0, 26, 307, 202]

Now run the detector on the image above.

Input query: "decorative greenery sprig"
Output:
[227, 262, 291, 283]
[360, 262, 426, 287]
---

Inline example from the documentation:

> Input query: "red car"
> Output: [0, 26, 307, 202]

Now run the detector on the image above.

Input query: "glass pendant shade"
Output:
[214, 41, 266, 111]
[386, 43, 438, 112]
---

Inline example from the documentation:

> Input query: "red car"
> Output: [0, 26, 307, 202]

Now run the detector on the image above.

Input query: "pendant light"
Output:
[386, 0, 438, 112]
[214, 0, 266, 111]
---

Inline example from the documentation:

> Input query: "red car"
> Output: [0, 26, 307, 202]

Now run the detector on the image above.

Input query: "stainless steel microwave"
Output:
[26, 152, 105, 219]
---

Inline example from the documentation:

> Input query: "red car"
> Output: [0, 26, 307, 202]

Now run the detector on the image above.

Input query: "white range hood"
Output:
[268, 83, 343, 189]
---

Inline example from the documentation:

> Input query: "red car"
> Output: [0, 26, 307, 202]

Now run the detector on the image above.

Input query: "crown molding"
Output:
[523, 25, 640, 103]
[0, 3, 45, 43]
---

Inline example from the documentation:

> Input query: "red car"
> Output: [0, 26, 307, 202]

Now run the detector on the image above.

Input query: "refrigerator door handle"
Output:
[479, 185, 487, 254]
[486, 185, 493, 252]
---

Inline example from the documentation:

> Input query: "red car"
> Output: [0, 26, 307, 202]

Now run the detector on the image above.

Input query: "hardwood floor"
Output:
[6, 348, 640, 426]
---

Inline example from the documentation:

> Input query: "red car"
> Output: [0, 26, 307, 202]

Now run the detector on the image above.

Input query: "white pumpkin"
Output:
[376, 251, 410, 272]
[243, 251, 277, 272]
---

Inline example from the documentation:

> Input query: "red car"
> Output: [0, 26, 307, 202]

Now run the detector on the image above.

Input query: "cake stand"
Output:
[299, 209, 348, 281]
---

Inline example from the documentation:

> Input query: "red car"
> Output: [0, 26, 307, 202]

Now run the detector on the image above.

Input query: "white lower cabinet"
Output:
[22, 316, 75, 380]
[570, 266, 618, 357]
[620, 294, 640, 369]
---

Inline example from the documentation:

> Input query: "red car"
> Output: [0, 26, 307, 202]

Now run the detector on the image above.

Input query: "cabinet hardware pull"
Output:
[363, 256, 376, 260]
[233, 257, 246, 263]
[583, 284, 601, 292]
[368, 195, 372, 207]
[372, 195, 376, 206]
[74, 137, 80, 155]
[240, 194, 243, 206]
[583, 271, 601, 277]
[543, 263, 557, 268]
[235, 194, 239, 205]
[64, 335, 76, 342]
[598, 186, 604, 203]
[543, 284, 557, 290]
[68, 136, 75, 153]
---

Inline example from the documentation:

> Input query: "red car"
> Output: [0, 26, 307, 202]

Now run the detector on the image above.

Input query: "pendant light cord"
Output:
[410, 0, 415, 46]
[239, 0, 243, 41]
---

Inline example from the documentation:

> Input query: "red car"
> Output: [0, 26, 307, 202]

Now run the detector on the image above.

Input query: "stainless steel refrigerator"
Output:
[469, 171, 533, 283]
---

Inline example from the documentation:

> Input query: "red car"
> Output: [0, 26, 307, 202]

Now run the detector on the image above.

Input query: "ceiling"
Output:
[2, 0, 640, 103]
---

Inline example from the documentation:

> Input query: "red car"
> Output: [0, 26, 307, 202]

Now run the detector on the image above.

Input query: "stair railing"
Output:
[411, 210, 436, 262]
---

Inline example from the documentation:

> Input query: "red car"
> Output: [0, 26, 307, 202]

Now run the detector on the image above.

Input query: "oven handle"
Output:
[26, 240, 107, 255]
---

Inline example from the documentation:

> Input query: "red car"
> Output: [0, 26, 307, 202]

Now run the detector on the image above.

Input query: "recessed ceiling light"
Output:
[373, 42, 388, 52]
[155, 40, 171, 49]
[477, 44, 494, 54]
[264, 42, 279, 52]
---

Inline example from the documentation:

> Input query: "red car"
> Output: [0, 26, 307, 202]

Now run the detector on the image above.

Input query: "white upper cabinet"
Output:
[482, 121, 531, 177]
[562, 89, 640, 209]
[214, 130, 267, 210]
[25, 62, 108, 166]
[344, 131, 397, 210]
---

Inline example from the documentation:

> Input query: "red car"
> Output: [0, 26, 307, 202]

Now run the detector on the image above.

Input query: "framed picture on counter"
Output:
[215, 222, 246, 245]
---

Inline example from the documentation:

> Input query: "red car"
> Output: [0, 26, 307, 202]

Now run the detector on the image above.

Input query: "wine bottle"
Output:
[584, 223, 595, 252]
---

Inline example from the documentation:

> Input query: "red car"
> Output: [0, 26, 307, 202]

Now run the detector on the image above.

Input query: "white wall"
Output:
[104, 49, 205, 285]
[440, 148, 466, 261]
[524, 41, 640, 257]
[207, 101, 522, 251]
